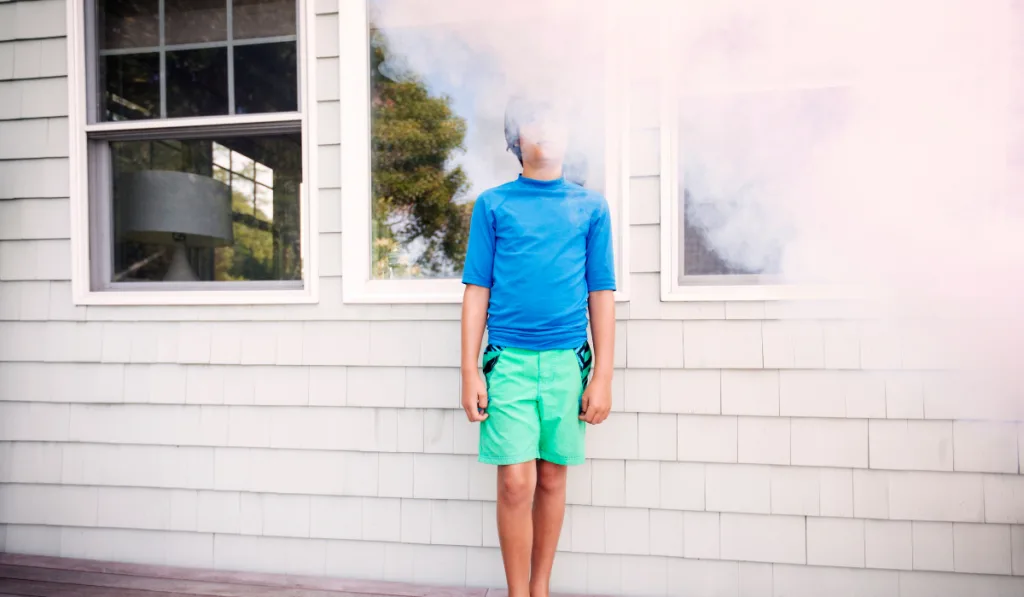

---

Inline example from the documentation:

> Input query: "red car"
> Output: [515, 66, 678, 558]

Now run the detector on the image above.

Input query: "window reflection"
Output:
[101, 0, 159, 49]
[97, 0, 298, 121]
[102, 53, 160, 120]
[367, 0, 607, 280]
[165, 0, 227, 45]
[110, 134, 301, 283]
[233, 0, 296, 39]
[678, 87, 852, 280]
[166, 48, 230, 117]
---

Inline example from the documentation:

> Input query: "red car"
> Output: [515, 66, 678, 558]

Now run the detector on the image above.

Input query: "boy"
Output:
[460, 95, 616, 597]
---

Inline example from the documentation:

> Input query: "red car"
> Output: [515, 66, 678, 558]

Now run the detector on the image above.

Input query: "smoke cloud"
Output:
[371, 0, 1024, 419]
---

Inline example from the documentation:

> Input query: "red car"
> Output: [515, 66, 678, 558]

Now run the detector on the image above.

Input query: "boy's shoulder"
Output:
[476, 179, 608, 211]
[478, 179, 519, 200]
[564, 181, 606, 204]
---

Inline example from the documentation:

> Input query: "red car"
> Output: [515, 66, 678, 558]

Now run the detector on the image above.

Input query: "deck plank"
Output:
[0, 565, 392, 597]
[0, 556, 487, 597]
[0, 578, 203, 597]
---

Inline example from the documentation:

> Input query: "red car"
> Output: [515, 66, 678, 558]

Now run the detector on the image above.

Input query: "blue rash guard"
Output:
[461, 174, 617, 351]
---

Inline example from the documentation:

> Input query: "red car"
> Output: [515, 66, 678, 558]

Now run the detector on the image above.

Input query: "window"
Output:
[69, 0, 315, 305]
[671, 86, 854, 291]
[339, 0, 629, 303]
[661, 3, 1023, 302]
[660, 4, 859, 301]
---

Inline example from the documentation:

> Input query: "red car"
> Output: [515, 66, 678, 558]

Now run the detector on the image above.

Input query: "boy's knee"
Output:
[499, 465, 535, 506]
[536, 461, 567, 493]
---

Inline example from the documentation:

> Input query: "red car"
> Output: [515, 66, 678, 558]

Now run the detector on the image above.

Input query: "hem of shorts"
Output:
[538, 451, 586, 466]
[478, 452, 539, 466]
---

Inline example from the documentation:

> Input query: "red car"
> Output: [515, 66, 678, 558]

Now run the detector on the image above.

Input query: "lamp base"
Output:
[164, 243, 199, 282]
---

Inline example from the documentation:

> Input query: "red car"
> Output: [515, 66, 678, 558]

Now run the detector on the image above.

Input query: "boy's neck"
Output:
[522, 163, 563, 182]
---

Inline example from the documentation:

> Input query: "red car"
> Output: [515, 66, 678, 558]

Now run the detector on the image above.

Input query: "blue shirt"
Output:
[462, 175, 617, 351]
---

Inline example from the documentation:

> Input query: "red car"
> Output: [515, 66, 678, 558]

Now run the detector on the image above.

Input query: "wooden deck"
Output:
[0, 554, 542, 597]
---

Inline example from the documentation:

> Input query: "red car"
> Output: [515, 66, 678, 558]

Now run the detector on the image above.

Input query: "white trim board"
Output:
[339, 0, 631, 304]
[66, 0, 320, 306]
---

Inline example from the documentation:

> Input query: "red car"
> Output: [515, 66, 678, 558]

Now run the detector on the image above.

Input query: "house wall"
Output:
[1, 1, 1023, 595]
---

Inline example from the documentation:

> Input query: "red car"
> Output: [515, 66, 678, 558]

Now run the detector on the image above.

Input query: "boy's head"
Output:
[505, 95, 570, 170]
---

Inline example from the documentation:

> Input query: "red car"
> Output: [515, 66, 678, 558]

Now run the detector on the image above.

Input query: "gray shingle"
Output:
[0, 200, 19, 239]
[0, 239, 70, 280]
[0, 118, 67, 159]
[0, 197, 70, 240]
[10, 38, 66, 79]
[0, 158, 69, 198]
[12, 0, 66, 40]
[0, 43, 14, 80]
[34, 238, 71, 280]
[1, 38, 66, 81]
[0, 5, 15, 43]
[0, 78, 68, 120]
[37, 37, 65, 77]
[0, 79, 20, 117]
[19, 77, 67, 118]
[12, 38, 41, 79]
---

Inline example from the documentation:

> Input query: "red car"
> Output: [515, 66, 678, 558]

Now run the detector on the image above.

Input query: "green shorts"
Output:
[479, 341, 592, 467]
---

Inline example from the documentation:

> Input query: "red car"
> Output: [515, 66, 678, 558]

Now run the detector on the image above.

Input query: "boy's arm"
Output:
[588, 290, 615, 383]
[461, 284, 489, 371]
[581, 197, 617, 424]
[581, 290, 614, 424]
[460, 197, 495, 422]
[461, 284, 490, 422]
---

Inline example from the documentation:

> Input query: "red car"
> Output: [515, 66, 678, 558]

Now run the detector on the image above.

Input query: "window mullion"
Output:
[159, 0, 167, 118]
[227, 0, 236, 115]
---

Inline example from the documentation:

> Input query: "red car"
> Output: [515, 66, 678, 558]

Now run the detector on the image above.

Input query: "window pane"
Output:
[255, 162, 273, 186]
[108, 133, 303, 283]
[233, 0, 296, 39]
[367, 0, 608, 279]
[165, 0, 228, 45]
[678, 87, 852, 281]
[166, 47, 229, 117]
[234, 42, 298, 113]
[101, 0, 159, 49]
[103, 52, 161, 120]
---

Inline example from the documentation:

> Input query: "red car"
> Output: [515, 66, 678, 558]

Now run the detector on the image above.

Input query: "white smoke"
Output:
[370, 0, 612, 195]
[371, 0, 1024, 418]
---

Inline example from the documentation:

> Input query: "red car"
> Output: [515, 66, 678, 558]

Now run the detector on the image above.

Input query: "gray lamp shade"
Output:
[117, 170, 234, 248]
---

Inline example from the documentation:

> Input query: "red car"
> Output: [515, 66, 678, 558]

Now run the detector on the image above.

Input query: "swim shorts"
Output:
[478, 340, 592, 466]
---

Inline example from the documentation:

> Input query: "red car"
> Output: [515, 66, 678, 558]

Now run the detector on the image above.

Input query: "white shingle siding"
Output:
[2, 2, 1023, 595]
[770, 466, 820, 516]
[865, 520, 913, 571]
[914, 523, 955, 572]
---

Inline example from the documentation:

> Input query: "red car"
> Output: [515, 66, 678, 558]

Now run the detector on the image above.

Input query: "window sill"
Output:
[343, 277, 630, 304]
[72, 286, 319, 306]
[661, 281, 859, 302]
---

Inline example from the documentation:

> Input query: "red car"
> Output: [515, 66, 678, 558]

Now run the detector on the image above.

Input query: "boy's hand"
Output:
[462, 369, 489, 422]
[579, 377, 611, 424]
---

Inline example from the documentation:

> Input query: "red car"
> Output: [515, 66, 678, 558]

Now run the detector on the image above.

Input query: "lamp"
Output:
[117, 170, 234, 281]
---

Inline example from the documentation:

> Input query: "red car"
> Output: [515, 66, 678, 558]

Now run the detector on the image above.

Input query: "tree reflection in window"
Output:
[369, 24, 471, 279]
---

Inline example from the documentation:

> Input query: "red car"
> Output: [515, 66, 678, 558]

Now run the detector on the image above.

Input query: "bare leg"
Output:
[497, 461, 537, 597]
[530, 460, 568, 597]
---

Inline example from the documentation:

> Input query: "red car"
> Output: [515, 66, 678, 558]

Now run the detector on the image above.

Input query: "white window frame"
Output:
[66, 0, 320, 306]
[338, 0, 631, 304]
